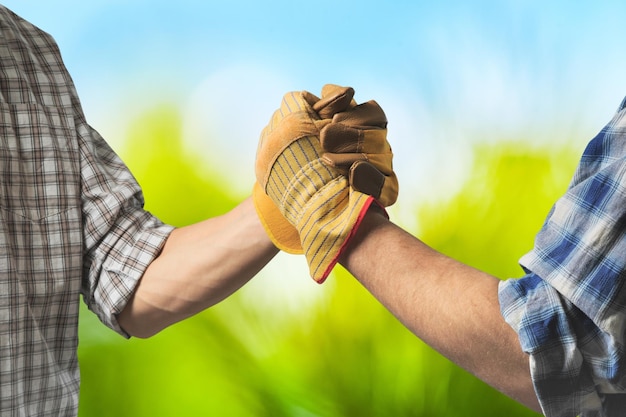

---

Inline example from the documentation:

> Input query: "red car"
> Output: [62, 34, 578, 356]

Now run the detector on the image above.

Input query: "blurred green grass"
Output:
[78, 104, 579, 416]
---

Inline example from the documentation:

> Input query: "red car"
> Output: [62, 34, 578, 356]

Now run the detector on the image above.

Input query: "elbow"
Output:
[117, 308, 166, 339]
[124, 326, 161, 339]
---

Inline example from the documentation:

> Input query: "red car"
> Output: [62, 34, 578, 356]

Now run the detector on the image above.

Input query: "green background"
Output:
[76, 105, 580, 416]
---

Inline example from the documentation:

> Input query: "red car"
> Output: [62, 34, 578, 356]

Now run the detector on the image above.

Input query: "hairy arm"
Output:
[339, 209, 542, 413]
[118, 197, 279, 338]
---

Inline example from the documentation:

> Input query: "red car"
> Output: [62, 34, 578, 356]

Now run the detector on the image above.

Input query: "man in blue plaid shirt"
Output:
[499, 96, 626, 416]
[251, 79, 626, 415]
[336, 98, 626, 417]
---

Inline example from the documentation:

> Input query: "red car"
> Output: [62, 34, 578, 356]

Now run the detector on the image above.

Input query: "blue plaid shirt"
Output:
[499, 96, 626, 417]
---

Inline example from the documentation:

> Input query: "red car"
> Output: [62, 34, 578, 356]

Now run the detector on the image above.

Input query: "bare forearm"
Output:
[118, 197, 279, 338]
[340, 210, 541, 413]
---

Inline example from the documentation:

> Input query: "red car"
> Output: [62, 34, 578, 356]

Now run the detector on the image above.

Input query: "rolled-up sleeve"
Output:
[78, 118, 174, 336]
[498, 97, 626, 416]
[499, 273, 617, 416]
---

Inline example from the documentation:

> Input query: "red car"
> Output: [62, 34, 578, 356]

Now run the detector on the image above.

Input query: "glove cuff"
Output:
[313, 193, 376, 283]
[302, 188, 387, 283]
[253, 182, 303, 254]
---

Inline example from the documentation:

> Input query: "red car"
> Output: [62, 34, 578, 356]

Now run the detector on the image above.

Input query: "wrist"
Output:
[338, 203, 390, 267]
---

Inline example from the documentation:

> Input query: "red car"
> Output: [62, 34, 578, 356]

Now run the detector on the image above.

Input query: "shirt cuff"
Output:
[498, 273, 608, 416]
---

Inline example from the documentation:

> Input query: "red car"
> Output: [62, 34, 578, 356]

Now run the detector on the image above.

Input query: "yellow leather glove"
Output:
[321, 99, 399, 206]
[253, 84, 356, 256]
[253, 85, 397, 283]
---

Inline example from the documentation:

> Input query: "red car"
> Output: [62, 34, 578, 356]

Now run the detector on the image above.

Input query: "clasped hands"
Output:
[253, 84, 399, 283]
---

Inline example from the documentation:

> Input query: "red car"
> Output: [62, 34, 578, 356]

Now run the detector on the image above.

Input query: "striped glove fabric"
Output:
[253, 85, 397, 283]
[253, 85, 356, 257]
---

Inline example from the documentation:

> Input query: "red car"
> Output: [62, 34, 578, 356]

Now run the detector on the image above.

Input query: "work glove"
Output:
[253, 84, 398, 283]
[321, 100, 399, 206]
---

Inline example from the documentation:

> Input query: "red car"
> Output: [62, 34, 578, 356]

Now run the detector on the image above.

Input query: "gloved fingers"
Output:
[321, 123, 391, 155]
[349, 160, 399, 206]
[260, 91, 317, 144]
[331, 100, 387, 128]
[322, 152, 394, 176]
[310, 84, 355, 119]
[378, 170, 399, 206]
[256, 86, 359, 190]
[301, 90, 320, 108]
[360, 153, 394, 175]
[321, 152, 366, 173]
[348, 160, 385, 203]
[256, 91, 320, 189]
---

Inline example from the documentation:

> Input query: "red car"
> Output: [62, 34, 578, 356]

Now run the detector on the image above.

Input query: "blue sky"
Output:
[3, 0, 626, 215]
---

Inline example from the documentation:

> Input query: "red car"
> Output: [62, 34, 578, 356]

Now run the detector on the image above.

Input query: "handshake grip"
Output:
[253, 84, 398, 283]
[321, 100, 398, 207]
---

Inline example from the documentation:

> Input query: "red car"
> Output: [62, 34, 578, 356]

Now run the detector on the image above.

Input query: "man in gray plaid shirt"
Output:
[0, 6, 281, 415]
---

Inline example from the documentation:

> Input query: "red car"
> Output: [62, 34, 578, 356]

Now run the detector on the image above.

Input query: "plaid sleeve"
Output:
[78, 116, 174, 336]
[499, 97, 626, 416]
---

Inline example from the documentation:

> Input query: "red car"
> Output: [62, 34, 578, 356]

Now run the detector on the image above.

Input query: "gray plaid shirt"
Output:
[0, 6, 174, 416]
